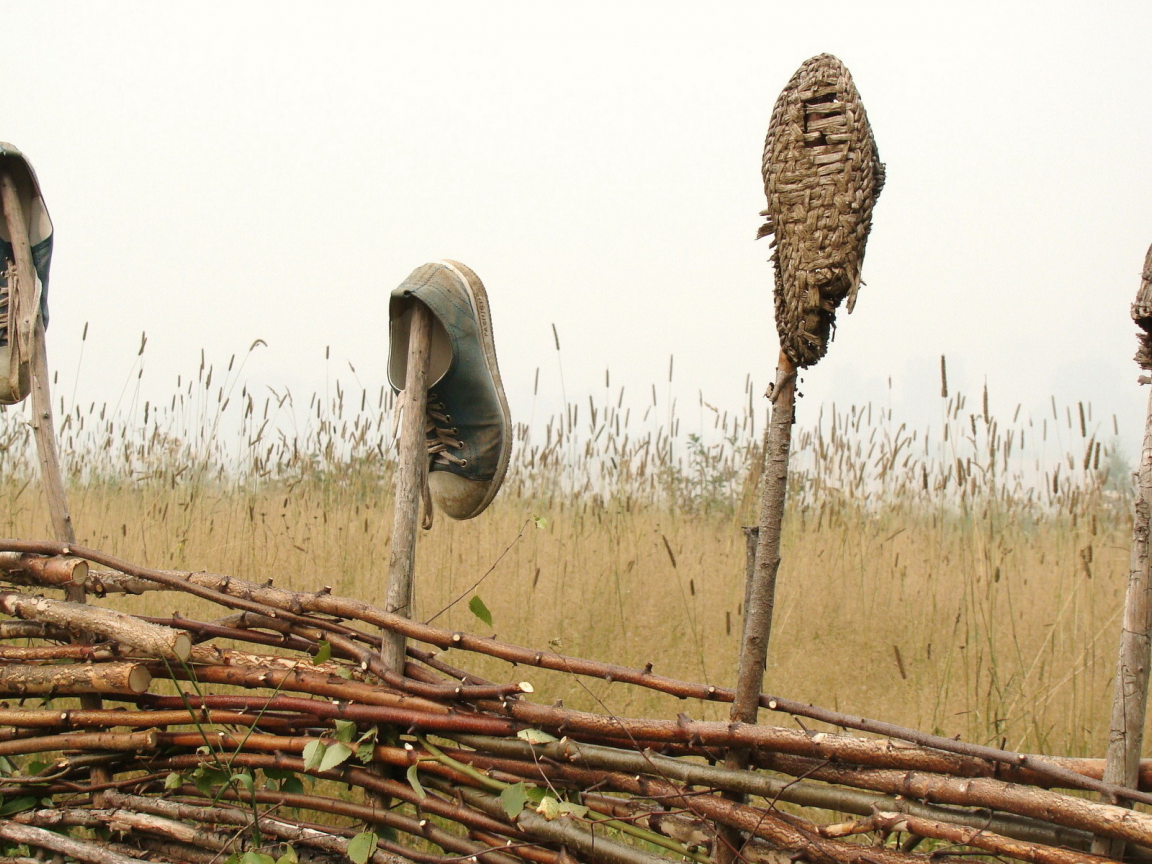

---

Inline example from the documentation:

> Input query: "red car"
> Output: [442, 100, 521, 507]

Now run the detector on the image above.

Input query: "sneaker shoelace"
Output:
[419, 395, 466, 529]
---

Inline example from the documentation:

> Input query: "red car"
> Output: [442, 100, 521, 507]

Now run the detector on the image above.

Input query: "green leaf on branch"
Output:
[406, 764, 426, 799]
[348, 832, 378, 864]
[469, 595, 493, 627]
[25, 761, 48, 776]
[355, 725, 378, 763]
[192, 769, 213, 797]
[240, 853, 275, 864]
[164, 772, 183, 791]
[302, 740, 326, 771]
[0, 797, 37, 816]
[517, 728, 558, 745]
[500, 782, 529, 819]
[281, 775, 304, 795]
[334, 719, 357, 743]
[318, 742, 352, 772]
[532, 515, 548, 529]
[275, 847, 298, 864]
[192, 764, 229, 797]
[313, 641, 332, 664]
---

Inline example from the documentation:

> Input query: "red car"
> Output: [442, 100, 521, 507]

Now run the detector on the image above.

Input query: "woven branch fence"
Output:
[0, 540, 1146, 864]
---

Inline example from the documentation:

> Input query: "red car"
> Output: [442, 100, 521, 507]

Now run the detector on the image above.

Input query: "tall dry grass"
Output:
[0, 347, 1136, 758]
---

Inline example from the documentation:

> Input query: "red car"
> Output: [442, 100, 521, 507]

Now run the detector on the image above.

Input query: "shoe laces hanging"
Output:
[425, 397, 466, 467]
[415, 394, 466, 530]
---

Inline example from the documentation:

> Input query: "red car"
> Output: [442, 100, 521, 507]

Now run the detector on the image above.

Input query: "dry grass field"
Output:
[0, 354, 1136, 759]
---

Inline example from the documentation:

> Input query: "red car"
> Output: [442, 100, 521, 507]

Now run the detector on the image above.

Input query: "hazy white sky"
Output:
[3, 2, 1151, 454]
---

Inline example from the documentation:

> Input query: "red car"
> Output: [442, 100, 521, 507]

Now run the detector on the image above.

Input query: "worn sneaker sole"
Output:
[437, 260, 512, 519]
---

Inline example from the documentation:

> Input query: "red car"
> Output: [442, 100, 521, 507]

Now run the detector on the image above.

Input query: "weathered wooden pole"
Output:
[730, 355, 794, 725]
[0, 152, 108, 804]
[30, 320, 76, 546]
[381, 301, 434, 673]
[738, 525, 759, 642]
[1094, 241, 1152, 859]
[719, 54, 883, 863]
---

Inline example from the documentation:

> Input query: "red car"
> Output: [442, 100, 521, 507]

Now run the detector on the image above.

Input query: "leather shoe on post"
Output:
[388, 260, 511, 520]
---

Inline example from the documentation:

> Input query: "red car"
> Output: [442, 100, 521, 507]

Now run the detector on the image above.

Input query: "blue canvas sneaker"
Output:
[0, 143, 53, 405]
[388, 261, 511, 521]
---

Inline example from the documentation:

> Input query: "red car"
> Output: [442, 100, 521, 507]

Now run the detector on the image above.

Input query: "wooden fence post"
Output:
[739, 525, 759, 643]
[716, 360, 795, 864]
[729, 356, 795, 732]
[381, 301, 434, 673]
[0, 163, 107, 804]
[29, 319, 76, 549]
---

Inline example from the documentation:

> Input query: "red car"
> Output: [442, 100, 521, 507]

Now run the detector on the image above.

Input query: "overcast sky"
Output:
[3, 2, 1151, 458]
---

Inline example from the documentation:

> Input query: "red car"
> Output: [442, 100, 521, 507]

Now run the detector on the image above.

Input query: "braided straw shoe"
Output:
[758, 54, 885, 368]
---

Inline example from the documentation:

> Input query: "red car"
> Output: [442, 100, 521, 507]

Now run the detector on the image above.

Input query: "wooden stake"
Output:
[30, 319, 76, 547]
[718, 353, 797, 861]
[1093, 384, 1152, 858]
[730, 353, 796, 726]
[381, 301, 434, 672]
[738, 526, 759, 644]
[0, 164, 108, 807]
[716, 524, 764, 861]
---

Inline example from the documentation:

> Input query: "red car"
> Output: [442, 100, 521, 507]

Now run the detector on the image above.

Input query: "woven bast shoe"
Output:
[388, 260, 511, 521]
[758, 54, 884, 369]
[0, 143, 53, 405]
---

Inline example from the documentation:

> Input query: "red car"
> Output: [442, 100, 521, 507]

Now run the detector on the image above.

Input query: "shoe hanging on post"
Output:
[388, 260, 512, 521]
[0, 143, 53, 407]
[381, 260, 511, 672]
[0, 143, 73, 546]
